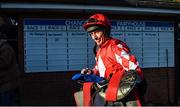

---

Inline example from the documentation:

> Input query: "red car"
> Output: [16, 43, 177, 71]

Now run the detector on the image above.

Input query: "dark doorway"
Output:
[175, 22, 180, 105]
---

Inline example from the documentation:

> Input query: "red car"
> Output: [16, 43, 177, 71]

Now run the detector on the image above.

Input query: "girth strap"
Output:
[105, 70, 124, 101]
[83, 82, 94, 106]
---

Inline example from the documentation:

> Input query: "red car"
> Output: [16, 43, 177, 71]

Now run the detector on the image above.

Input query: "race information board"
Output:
[23, 19, 174, 73]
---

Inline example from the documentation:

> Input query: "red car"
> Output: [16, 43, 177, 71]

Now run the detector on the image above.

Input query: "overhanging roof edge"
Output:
[1, 2, 180, 15]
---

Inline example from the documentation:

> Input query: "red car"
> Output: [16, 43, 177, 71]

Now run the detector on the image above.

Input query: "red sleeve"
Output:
[112, 41, 144, 79]
[113, 41, 139, 71]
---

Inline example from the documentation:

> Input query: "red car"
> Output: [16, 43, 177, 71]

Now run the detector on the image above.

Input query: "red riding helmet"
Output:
[83, 13, 111, 32]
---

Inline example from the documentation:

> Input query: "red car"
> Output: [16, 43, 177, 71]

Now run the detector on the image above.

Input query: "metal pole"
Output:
[166, 49, 171, 104]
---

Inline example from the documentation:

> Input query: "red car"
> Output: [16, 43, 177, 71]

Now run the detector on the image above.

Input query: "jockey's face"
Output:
[89, 30, 108, 47]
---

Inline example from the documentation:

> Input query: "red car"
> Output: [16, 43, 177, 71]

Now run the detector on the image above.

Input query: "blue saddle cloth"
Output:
[72, 73, 104, 83]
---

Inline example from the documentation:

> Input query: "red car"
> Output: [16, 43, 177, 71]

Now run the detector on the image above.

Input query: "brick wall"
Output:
[19, 68, 175, 106]
[143, 68, 175, 105]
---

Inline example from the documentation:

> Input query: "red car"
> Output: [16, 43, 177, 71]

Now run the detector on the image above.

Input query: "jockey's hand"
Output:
[81, 68, 93, 75]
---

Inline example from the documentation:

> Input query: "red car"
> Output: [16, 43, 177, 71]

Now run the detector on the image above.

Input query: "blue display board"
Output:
[23, 19, 174, 73]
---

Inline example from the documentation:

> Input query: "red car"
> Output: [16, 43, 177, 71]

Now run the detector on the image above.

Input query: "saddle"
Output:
[73, 70, 137, 106]
[97, 70, 137, 100]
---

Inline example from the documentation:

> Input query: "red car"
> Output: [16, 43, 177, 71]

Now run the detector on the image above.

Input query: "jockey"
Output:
[75, 13, 147, 106]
